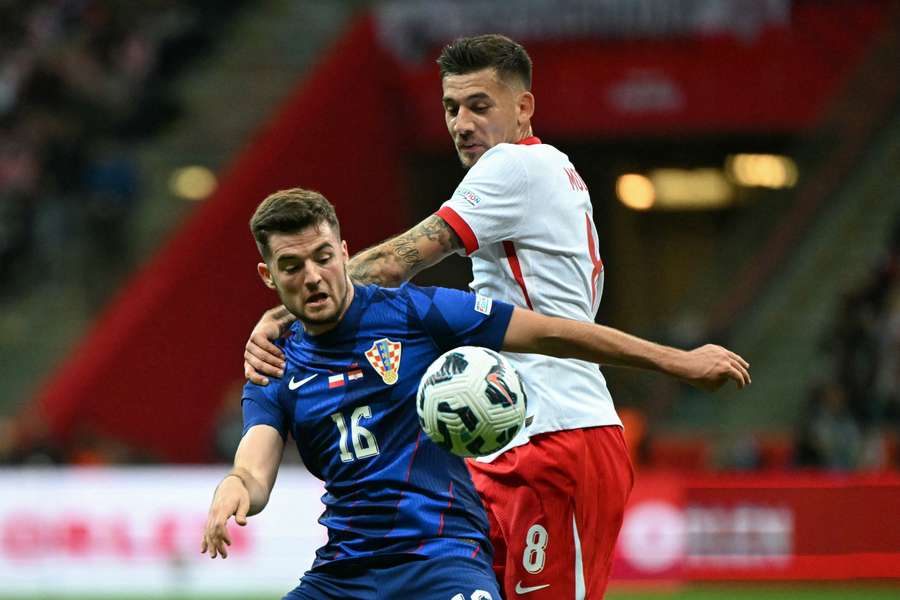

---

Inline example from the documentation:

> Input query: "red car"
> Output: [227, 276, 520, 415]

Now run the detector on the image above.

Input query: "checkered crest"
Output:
[364, 338, 402, 385]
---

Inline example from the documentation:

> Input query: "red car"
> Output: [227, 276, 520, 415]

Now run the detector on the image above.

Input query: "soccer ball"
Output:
[417, 346, 527, 457]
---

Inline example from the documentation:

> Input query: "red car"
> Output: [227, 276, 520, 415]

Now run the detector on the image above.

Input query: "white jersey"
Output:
[437, 137, 621, 460]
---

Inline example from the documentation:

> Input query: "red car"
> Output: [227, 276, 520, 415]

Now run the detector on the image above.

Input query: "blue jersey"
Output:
[242, 283, 514, 571]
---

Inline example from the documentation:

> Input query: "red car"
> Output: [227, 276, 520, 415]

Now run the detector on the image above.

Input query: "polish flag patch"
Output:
[328, 374, 345, 388]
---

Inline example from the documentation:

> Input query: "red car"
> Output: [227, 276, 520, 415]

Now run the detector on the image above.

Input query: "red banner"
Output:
[612, 472, 900, 582]
[390, 2, 889, 142]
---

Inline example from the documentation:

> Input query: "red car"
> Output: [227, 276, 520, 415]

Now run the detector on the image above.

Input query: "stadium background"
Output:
[0, 0, 898, 598]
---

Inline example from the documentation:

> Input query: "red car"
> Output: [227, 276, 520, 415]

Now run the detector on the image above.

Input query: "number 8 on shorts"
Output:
[523, 524, 548, 574]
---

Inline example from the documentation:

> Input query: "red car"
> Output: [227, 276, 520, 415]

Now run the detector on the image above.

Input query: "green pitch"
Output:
[3, 585, 899, 600]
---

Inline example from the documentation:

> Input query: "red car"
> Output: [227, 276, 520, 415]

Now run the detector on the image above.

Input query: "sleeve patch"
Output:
[474, 294, 493, 315]
[455, 188, 482, 207]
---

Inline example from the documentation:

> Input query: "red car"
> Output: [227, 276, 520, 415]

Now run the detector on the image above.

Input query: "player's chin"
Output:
[300, 305, 339, 324]
[457, 150, 480, 168]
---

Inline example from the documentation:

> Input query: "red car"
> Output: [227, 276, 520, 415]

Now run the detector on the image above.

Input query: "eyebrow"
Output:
[276, 241, 334, 262]
[443, 92, 492, 105]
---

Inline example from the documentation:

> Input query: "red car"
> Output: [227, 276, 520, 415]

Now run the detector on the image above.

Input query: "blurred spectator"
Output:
[795, 212, 900, 471]
[0, 0, 244, 310]
[0, 126, 39, 294]
[794, 381, 861, 470]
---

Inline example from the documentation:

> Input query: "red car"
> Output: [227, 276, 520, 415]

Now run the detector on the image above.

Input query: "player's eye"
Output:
[472, 104, 489, 113]
[445, 105, 458, 116]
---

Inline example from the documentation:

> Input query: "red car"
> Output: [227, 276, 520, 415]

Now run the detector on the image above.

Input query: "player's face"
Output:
[257, 223, 353, 335]
[442, 68, 534, 169]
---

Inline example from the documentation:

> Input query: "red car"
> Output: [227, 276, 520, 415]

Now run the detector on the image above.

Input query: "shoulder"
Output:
[395, 282, 435, 305]
[353, 283, 422, 317]
[398, 283, 471, 313]
[365, 282, 407, 305]
[476, 142, 568, 176]
[503, 141, 568, 168]
[468, 143, 526, 175]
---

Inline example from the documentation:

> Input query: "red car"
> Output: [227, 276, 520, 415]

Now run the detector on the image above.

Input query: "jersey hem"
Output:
[475, 417, 623, 463]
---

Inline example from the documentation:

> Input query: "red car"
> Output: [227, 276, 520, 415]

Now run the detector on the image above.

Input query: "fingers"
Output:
[235, 494, 250, 527]
[726, 351, 751, 387]
[690, 345, 750, 391]
[727, 365, 748, 388]
[245, 359, 270, 386]
[244, 351, 283, 377]
[203, 502, 236, 559]
[731, 351, 750, 370]
[202, 517, 233, 559]
[244, 336, 286, 386]
[245, 365, 265, 386]
[249, 333, 285, 364]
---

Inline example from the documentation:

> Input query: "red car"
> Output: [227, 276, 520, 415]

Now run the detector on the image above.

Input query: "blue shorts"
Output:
[283, 555, 500, 600]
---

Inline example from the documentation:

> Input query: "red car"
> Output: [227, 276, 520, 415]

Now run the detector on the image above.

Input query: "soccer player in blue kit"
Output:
[201, 187, 749, 600]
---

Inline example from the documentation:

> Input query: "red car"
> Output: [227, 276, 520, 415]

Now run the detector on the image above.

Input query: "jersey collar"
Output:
[517, 136, 541, 145]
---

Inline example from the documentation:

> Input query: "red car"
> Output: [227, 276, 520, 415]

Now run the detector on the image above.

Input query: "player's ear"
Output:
[257, 262, 276, 289]
[341, 240, 349, 262]
[517, 91, 535, 125]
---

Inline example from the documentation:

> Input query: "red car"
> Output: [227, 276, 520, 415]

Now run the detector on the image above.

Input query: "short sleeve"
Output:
[242, 380, 289, 440]
[404, 285, 514, 353]
[437, 145, 529, 255]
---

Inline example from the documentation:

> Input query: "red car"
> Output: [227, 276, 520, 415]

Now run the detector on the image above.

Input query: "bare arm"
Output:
[348, 214, 463, 286]
[502, 308, 750, 391]
[201, 425, 285, 558]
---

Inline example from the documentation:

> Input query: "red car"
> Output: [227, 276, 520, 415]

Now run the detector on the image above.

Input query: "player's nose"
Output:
[453, 108, 475, 135]
[302, 263, 323, 288]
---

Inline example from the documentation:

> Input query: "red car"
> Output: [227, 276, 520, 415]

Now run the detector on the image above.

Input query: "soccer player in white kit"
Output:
[244, 35, 750, 599]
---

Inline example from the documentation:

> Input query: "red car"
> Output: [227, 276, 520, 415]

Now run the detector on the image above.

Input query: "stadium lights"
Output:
[651, 168, 733, 209]
[616, 173, 656, 210]
[726, 154, 798, 189]
[617, 169, 733, 211]
[169, 166, 217, 201]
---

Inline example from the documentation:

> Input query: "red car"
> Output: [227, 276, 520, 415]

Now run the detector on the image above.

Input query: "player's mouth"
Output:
[305, 292, 329, 308]
[457, 142, 484, 153]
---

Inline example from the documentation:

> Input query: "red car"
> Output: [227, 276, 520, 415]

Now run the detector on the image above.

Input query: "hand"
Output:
[243, 308, 290, 385]
[676, 344, 751, 391]
[201, 475, 250, 559]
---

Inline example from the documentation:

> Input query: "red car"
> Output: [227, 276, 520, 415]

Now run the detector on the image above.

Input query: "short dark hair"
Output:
[250, 187, 340, 260]
[437, 34, 532, 90]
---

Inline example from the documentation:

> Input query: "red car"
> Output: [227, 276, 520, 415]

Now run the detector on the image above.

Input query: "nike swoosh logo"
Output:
[515, 582, 550, 595]
[288, 374, 317, 390]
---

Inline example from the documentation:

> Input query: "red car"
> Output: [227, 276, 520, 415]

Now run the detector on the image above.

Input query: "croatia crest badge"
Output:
[364, 338, 402, 385]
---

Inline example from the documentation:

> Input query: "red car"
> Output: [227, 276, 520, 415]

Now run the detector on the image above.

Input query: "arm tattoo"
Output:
[272, 306, 295, 326]
[348, 215, 462, 286]
[272, 306, 293, 321]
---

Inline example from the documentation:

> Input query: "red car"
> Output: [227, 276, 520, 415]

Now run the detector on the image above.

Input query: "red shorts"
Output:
[467, 426, 633, 600]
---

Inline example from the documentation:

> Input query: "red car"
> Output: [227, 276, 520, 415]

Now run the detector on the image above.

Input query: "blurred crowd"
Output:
[794, 214, 900, 471]
[0, 0, 243, 307]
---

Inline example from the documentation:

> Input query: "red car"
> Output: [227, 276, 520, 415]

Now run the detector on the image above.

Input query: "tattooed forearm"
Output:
[348, 215, 462, 286]
[348, 250, 401, 286]
[389, 229, 423, 267]
[417, 215, 460, 254]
